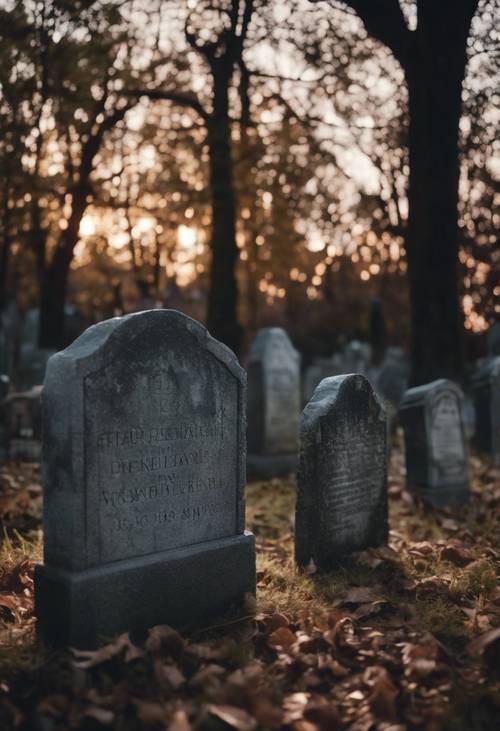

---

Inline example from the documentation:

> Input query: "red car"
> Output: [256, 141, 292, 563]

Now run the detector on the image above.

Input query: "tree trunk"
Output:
[206, 63, 243, 355]
[404, 4, 476, 385]
[38, 190, 87, 348]
[0, 204, 11, 315]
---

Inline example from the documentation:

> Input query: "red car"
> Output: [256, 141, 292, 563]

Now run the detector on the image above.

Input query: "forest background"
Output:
[0, 0, 498, 384]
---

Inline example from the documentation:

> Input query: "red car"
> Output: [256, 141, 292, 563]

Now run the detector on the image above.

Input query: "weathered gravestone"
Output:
[472, 357, 500, 464]
[295, 374, 388, 570]
[399, 379, 469, 506]
[247, 328, 301, 478]
[35, 310, 255, 648]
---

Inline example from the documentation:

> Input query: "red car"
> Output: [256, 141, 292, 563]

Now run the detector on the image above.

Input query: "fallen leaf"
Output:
[207, 704, 257, 731]
[268, 626, 296, 650]
[168, 709, 191, 731]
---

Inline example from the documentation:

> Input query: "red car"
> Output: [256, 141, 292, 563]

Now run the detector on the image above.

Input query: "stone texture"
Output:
[295, 374, 388, 570]
[247, 328, 300, 478]
[472, 357, 500, 464]
[36, 309, 255, 648]
[399, 379, 469, 506]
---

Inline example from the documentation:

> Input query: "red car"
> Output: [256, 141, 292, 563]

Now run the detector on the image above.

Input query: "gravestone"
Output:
[247, 328, 301, 478]
[3, 386, 43, 462]
[472, 357, 500, 464]
[295, 374, 388, 570]
[35, 310, 255, 648]
[376, 347, 409, 408]
[399, 379, 469, 506]
[17, 309, 55, 389]
[302, 358, 341, 405]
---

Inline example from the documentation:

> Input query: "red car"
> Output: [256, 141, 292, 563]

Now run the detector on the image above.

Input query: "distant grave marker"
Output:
[36, 310, 255, 648]
[399, 379, 469, 506]
[247, 328, 300, 478]
[295, 374, 388, 570]
[472, 357, 500, 464]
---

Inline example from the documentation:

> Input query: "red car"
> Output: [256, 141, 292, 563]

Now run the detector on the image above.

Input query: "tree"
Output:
[327, 0, 480, 384]
[131, 0, 259, 355]
[0, 0, 135, 348]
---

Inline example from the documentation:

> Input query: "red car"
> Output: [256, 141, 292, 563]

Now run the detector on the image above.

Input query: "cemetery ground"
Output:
[0, 444, 499, 731]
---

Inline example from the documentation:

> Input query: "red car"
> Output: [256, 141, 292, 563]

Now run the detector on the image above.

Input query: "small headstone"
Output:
[302, 359, 341, 405]
[17, 309, 55, 389]
[295, 374, 388, 570]
[35, 310, 255, 648]
[472, 357, 500, 464]
[399, 379, 469, 506]
[247, 328, 301, 478]
[376, 347, 409, 408]
[3, 386, 42, 462]
[337, 340, 372, 376]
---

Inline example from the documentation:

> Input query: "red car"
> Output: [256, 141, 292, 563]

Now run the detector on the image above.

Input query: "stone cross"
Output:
[35, 310, 255, 648]
[399, 379, 469, 506]
[247, 327, 301, 478]
[295, 374, 388, 570]
[472, 357, 500, 465]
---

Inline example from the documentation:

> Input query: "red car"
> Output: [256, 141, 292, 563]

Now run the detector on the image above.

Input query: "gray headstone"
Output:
[302, 359, 342, 405]
[17, 309, 55, 389]
[399, 379, 469, 506]
[35, 310, 255, 648]
[247, 328, 300, 478]
[375, 347, 409, 407]
[295, 374, 388, 570]
[338, 340, 372, 376]
[3, 385, 43, 462]
[472, 357, 500, 464]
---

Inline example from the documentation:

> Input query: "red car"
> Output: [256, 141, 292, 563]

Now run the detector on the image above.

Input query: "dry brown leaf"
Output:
[154, 660, 186, 689]
[84, 706, 114, 725]
[283, 693, 310, 723]
[467, 626, 500, 673]
[207, 704, 257, 731]
[168, 709, 191, 731]
[133, 699, 168, 725]
[342, 587, 382, 605]
[268, 626, 297, 650]
[146, 625, 185, 659]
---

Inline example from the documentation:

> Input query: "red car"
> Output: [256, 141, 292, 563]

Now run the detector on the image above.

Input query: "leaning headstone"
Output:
[295, 374, 388, 570]
[35, 310, 255, 648]
[472, 357, 500, 464]
[399, 379, 469, 506]
[247, 328, 301, 478]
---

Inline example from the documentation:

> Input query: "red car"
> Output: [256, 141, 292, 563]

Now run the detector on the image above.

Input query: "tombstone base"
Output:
[35, 531, 255, 650]
[410, 484, 470, 508]
[247, 452, 297, 480]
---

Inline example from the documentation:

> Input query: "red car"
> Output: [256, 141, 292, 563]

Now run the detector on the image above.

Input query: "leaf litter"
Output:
[0, 446, 499, 730]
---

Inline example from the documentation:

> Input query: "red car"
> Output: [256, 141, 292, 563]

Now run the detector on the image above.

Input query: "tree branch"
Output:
[126, 88, 209, 121]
